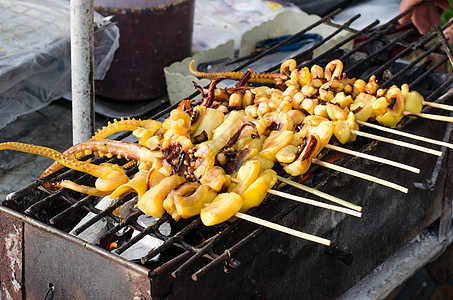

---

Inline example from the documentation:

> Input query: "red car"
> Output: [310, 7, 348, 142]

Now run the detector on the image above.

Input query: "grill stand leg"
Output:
[70, 0, 95, 144]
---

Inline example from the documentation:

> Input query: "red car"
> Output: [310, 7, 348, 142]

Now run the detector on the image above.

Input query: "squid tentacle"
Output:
[0, 142, 125, 179]
[45, 180, 112, 196]
[93, 117, 162, 140]
[189, 60, 287, 84]
[41, 118, 162, 178]
[40, 139, 161, 178]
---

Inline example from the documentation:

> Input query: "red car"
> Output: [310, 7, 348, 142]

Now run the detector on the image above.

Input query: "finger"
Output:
[444, 28, 453, 43]
[412, 4, 432, 34]
[427, 2, 442, 31]
[435, 0, 450, 11]
[399, 0, 423, 24]
[400, 0, 424, 12]
[443, 17, 453, 43]
[399, 12, 413, 25]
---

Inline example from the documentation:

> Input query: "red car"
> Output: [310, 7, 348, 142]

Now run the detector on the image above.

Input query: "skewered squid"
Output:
[0, 57, 430, 227]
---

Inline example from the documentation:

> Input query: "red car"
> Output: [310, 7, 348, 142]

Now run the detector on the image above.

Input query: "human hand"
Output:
[442, 17, 453, 42]
[399, 0, 450, 34]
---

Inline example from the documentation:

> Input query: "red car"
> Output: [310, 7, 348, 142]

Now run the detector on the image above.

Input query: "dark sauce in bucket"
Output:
[94, 0, 194, 100]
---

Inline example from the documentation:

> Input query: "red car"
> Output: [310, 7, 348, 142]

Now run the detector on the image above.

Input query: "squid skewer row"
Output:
[191, 58, 453, 126]
[3, 56, 444, 245]
[93, 115, 364, 211]
[0, 82, 337, 245]
[1, 142, 334, 245]
[188, 58, 445, 192]
[191, 57, 447, 155]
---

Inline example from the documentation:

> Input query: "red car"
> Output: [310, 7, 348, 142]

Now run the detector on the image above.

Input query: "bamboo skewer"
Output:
[350, 129, 443, 156]
[312, 159, 409, 193]
[230, 177, 361, 215]
[325, 144, 420, 174]
[267, 189, 362, 218]
[357, 120, 453, 150]
[234, 212, 331, 246]
[423, 100, 453, 112]
[276, 176, 362, 212]
[403, 111, 453, 123]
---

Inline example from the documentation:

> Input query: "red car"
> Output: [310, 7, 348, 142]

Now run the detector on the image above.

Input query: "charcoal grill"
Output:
[2, 7, 453, 300]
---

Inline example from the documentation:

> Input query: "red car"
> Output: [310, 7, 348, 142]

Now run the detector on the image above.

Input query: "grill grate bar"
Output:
[191, 228, 263, 281]
[171, 242, 217, 279]
[282, 14, 362, 72]
[114, 214, 170, 254]
[425, 75, 453, 103]
[171, 226, 234, 278]
[233, 8, 345, 73]
[49, 194, 97, 224]
[380, 43, 442, 88]
[149, 233, 220, 278]
[95, 210, 143, 245]
[140, 218, 202, 264]
[301, 20, 380, 69]
[337, 25, 404, 64]
[262, 13, 362, 75]
[24, 188, 68, 215]
[72, 196, 127, 235]
[409, 58, 448, 90]
[360, 34, 435, 81]
[344, 30, 413, 77]
[345, 29, 391, 55]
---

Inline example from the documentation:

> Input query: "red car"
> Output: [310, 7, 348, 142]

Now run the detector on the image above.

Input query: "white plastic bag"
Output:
[192, 0, 300, 52]
[0, 0, 119, 129]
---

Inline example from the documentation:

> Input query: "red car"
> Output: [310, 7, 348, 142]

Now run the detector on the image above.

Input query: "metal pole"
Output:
[70, 0, 95, 144]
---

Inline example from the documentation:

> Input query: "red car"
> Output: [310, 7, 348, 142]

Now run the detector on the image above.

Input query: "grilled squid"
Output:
[0, 57, 431, 231]
[136, 175, 186, 218]
[284, 134, 320, 176]
[163, 182, 217, 221]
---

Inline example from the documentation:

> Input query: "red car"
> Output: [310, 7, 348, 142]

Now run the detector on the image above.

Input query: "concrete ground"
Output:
[0, 99, 109, 200]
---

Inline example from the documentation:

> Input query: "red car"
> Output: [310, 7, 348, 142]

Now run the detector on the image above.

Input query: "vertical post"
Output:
[70, 0, 95, 144]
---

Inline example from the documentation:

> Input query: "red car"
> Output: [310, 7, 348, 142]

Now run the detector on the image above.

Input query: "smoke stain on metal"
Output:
[21, 222, 152, 299]
[0, 212, 23, 300]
